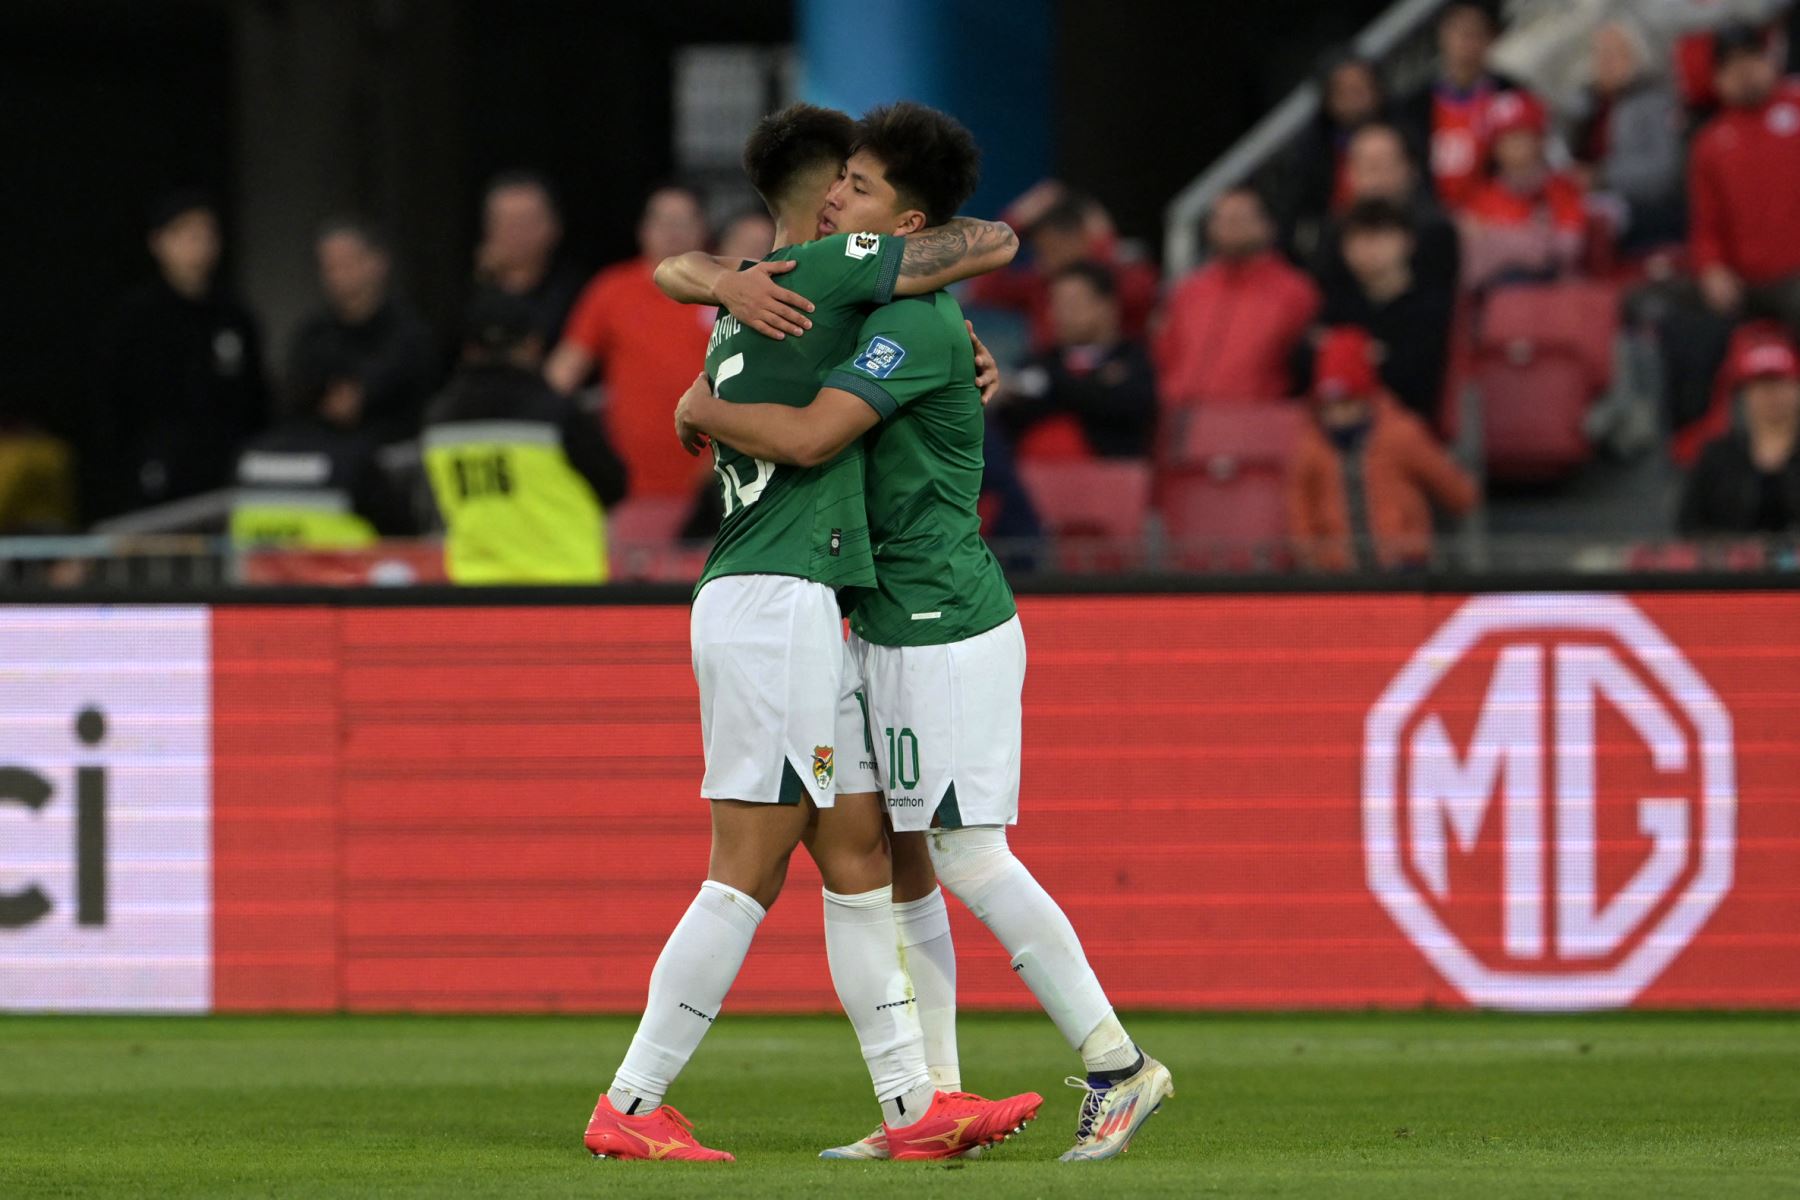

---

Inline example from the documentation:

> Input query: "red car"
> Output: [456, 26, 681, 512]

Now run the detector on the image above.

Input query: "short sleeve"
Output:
[785, 233, 905, 309]
[821, 301, 952, 421]
[560, 273, 612, 355]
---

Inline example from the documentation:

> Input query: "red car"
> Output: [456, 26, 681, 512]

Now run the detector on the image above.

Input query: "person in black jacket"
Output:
[1282, 51, 1395, 262]
[991, 263, 1158, 460]
[1312, 124, 1462, 308]
[86, 190, 268, 522]
[1308, 198, 1454, 427]
[1679, 328, 1800, 536]
[285, 217, 438, 443]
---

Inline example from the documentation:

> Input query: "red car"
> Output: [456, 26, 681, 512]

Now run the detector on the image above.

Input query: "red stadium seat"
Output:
[1468, 281, 1621, 482]
[1157, 404, 1306, 569]
[607, 496, 695, 581]
[1472, 345, 1592, 483]
[1018, 458, 1152, 572]
[1478, 280, 1619, 389]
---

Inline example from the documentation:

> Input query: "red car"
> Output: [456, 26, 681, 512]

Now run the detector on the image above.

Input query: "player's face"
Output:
[818, 150, 922, 239]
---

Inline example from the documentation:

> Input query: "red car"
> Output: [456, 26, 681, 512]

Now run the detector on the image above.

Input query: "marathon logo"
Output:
[886, 796, 926, 809]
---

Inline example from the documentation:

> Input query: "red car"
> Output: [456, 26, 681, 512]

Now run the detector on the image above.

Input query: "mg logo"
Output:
[1363, 595, 1735, 1010]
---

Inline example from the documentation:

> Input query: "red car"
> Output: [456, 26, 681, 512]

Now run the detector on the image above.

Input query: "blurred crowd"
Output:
[974, 0, 1800, 569]
[5, 0, 1798, 579]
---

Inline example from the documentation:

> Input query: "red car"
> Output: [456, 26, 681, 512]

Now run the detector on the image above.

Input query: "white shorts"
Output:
[692, 574, 858, 807]
[850, 615, 1025, 832]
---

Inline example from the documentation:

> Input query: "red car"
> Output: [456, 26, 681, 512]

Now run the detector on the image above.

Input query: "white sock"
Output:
[928, 827, 1130, 1066]
[822, 886, 934, 1124]
[1079, 1012, 1140, 1076]
[893, 887, 960, 1092]
[608, 880, 764, 1113]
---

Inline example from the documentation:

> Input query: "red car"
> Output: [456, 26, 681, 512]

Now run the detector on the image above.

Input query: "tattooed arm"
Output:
[893, 217, 1019, 295]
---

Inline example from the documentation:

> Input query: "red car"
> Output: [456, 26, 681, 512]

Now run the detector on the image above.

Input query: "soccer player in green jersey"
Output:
[673, 102, 1175, 1163]
[585, 104, 1041, 1163]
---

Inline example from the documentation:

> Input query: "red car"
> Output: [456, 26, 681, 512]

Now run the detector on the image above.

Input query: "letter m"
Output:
[1407, 644, 1546, 959]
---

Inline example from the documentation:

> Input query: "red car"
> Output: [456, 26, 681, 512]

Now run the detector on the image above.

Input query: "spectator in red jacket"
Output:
[965, 182, 1159, 353]
[1156, 187, 1319, 408]
[1286, 327, 1478, 571]
[1658, 23, 1800, 438]
[1396, 2, 1519, 211]
[1689, 22, 1800, 326]
[546, 185, 714, 500]
[1458, 90, 1588, 292]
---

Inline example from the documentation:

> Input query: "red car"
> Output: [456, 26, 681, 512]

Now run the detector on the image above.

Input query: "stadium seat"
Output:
[606, 496, 696, 581]
[1156, 404, 1306, 570]
[1479, 279, 1620, 389]
[1472, 345, 1592, 483]
[1018, 458, 1152, 572]
[1467, 281, 1621, 483]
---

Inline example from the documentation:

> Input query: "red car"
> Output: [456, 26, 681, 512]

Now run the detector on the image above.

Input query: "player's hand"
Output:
[968, 320, 1001, 406]
[714, 260, 814, 340]
[674, 373, 712, 456]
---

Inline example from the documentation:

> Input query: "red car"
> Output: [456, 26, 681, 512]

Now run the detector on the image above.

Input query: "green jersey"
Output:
[696, 232, 904, 594]
[824, 292, 1017, 646]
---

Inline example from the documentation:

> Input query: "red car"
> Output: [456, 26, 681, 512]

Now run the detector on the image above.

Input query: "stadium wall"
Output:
[2, 585, 1796, 1014]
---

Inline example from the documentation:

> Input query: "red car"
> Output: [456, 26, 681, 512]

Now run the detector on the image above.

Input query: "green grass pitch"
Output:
[3, 1012, 1796, 1198]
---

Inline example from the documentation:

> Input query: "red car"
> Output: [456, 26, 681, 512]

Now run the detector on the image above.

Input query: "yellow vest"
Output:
[422, 419, 607, 584]
[230, 448, 377, 549]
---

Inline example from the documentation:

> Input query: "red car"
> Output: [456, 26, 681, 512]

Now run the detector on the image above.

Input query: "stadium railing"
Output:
[1161, 0, 1453, 280]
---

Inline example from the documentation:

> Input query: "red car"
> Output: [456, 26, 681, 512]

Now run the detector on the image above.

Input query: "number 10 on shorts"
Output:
[884, 726, 921, 789]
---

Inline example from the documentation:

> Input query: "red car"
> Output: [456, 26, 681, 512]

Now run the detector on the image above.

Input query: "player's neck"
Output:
[770, 208, 818, 251]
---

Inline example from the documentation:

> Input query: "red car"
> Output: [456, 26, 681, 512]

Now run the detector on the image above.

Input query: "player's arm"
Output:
[653, 253, 815, 338]
[675, 374, 878, 468]
[894, 218, 1019, 295]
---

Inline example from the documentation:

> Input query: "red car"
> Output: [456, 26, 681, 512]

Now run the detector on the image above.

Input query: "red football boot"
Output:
[584, 1095, 735, 1162]
[885, 1089, 1044, 1161]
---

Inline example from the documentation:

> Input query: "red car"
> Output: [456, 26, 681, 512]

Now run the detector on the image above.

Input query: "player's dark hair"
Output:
[1340, 197, 1413, 236]
[741, 103, 856, 212]
[483, 169, 562, 221]
[851, 102, 981, 227]
[1053, 261, 1117, 300]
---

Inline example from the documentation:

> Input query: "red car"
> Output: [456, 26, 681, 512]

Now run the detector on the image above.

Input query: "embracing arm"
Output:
[654, 253, 814, 338]
[675, 375, 878, 468]
[653, 253, 748, 303]
[895, 218, 1019, 295]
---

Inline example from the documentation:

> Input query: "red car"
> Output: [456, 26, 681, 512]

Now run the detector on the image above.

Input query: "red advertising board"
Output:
[190, 591, 1800, 1014]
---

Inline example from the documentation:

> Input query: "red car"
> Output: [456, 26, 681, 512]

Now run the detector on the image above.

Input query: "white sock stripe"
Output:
[700, 878, 768, 923]
[892, 888, 952, 946]
[821, 885, 894, 911]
